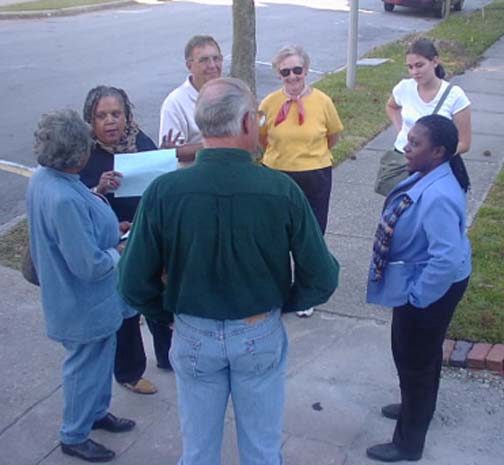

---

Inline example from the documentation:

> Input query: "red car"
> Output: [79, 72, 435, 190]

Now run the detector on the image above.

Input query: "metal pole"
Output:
[346, 0, 359, 89]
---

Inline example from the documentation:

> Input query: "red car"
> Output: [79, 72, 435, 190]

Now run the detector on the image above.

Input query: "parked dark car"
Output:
[382, 0, 464, 17]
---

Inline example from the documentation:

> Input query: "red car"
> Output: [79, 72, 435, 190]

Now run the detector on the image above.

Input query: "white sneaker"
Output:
[296, 307, 314, 318]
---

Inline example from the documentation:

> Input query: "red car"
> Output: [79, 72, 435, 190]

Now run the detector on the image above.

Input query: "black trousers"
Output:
[114, 313, 173, 383]
[391, 277, 469, 456]
[281, 166, 332, 234]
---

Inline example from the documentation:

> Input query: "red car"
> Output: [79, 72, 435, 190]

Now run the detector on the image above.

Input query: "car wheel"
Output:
[454, 0, 464, 10]
[384, 2, 395, 11]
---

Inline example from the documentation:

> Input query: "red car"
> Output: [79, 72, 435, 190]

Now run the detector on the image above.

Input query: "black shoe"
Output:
[92, 412, 135, 433]
[381, 403, 401, 420]
[61, 439, 115, 462]
[366, 443, 422, 462]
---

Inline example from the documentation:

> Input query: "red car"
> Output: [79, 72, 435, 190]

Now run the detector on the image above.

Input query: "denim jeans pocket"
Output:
[239, 323, 286, 376]
[170, 329, 202, 378]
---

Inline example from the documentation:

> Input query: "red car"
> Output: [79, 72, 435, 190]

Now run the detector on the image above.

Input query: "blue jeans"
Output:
[60, 334, 116, 444]
[170, 309, 288, 465]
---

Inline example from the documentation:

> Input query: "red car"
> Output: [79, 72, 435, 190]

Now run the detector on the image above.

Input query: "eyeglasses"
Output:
[190, 54, 224, 65]
[247, 111, 266, 128]
[279, 66, 304, 77]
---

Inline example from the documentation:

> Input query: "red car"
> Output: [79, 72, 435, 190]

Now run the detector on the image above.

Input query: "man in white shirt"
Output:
[159, 35, 223, 164]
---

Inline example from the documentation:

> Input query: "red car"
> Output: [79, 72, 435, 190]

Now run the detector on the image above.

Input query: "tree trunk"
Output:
[231, 0, 257, 96]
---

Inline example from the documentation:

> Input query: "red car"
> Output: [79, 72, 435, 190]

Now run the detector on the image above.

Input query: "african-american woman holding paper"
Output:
[79, 85, 173, 395]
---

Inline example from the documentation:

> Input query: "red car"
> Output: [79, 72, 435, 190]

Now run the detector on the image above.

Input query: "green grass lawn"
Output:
[0, 219, 28, 271]
[0, 0, 116, 12]
[448, 170, 504, 344]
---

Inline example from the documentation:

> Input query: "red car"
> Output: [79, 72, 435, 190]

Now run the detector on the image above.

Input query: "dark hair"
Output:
[184, 35, 221, 61]
[83, 85, 134, 126]
[406, 38, 446, 79]
[416, 114, 469, 192]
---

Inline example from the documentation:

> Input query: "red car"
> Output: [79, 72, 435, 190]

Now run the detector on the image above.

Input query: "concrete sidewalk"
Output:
[1, 38, 504, 465]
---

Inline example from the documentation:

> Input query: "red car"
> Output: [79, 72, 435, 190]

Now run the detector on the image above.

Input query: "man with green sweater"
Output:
[118, 77, 339, 465]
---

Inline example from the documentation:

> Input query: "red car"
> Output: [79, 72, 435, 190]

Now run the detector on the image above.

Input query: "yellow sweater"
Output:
[259, 88, 343, 172]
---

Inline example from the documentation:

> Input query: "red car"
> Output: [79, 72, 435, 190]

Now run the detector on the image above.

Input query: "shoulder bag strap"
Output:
[432, 83, 453, 114]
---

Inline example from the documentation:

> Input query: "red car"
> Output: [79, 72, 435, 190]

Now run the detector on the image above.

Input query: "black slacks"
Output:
[281, 166, 332, 234]
[114, 313, 173, 383]
[391, 277, 469, 456]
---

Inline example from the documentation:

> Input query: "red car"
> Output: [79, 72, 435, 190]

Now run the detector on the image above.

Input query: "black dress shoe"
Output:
[381, 403, 401, 420]
[61, 439, 115, 462]
[366, 443, 422, 462]
[92, 412, 135, 433]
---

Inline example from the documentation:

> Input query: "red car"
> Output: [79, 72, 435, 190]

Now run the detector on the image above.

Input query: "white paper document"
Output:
[114, 149, 177, 198]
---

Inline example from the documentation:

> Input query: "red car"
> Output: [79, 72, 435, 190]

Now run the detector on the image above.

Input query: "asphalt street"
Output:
[0, 0, 490, 225]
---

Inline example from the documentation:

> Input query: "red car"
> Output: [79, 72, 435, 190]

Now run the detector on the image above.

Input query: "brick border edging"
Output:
[443, 339, 504, 374]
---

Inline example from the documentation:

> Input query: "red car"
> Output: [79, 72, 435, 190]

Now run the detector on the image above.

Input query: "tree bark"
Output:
[231, 0, 257, 96]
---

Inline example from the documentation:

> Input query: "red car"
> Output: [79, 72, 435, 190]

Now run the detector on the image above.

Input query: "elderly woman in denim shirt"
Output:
[26, 110, 135, 463]
[366, 115, 471, 463]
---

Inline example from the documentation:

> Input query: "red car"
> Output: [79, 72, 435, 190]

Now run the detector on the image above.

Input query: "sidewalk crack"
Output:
[0, 384, 61, 438]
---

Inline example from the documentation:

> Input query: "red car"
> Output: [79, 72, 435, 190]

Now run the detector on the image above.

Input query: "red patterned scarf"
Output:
[274, 86, 310, 126]
[370, 194, 413, 281]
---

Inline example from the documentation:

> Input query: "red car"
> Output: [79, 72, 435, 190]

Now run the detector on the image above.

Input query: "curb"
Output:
[0, 0, 140, 19]
[443, 339, 504, 375]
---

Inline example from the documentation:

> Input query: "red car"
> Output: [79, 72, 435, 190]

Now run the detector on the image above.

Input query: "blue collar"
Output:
[387, 162, 452, 204]
[40, 166, 80, 182]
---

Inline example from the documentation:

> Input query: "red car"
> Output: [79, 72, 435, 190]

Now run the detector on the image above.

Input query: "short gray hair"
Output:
[34, 109, 92, 171]
[195, 78, 256, 138]
[185, 35, 221, 61]
[272, 45, 310, 72]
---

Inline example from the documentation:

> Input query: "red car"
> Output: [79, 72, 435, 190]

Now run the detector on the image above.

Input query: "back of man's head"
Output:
[195, 78, 255, 139]
[185, 35, 221, 61]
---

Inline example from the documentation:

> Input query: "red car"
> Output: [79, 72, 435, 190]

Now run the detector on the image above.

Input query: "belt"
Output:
[245, 312, 268, 324]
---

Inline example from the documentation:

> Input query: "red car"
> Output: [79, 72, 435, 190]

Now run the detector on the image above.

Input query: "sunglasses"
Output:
[279, 66, 304, 77]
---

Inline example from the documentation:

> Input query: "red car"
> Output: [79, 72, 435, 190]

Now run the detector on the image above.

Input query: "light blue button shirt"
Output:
[26, 167, 123, 343]
[367, 162, 471, 309]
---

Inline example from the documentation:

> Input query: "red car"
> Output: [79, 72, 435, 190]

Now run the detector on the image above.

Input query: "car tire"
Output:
[384, 2, 395, 11]
[454, 0, 464, 10]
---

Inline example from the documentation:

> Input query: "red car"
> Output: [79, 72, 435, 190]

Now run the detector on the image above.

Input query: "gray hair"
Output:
[195, 77, 256, 138]
[272, 45, 310, 72]
[34, 109, 92, 171]
[185, 35, 221, 61]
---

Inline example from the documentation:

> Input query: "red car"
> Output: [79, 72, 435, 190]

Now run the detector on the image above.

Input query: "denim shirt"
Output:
[26, 167, 123, 343]
[366, 162, 471, 309]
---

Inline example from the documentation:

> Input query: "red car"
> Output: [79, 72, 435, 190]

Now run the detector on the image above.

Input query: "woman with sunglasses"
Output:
[259, 45, 343, 317]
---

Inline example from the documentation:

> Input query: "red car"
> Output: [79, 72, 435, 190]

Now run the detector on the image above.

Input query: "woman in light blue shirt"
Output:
[366, 115, 471, 462]
[26, 110, 135, 463]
